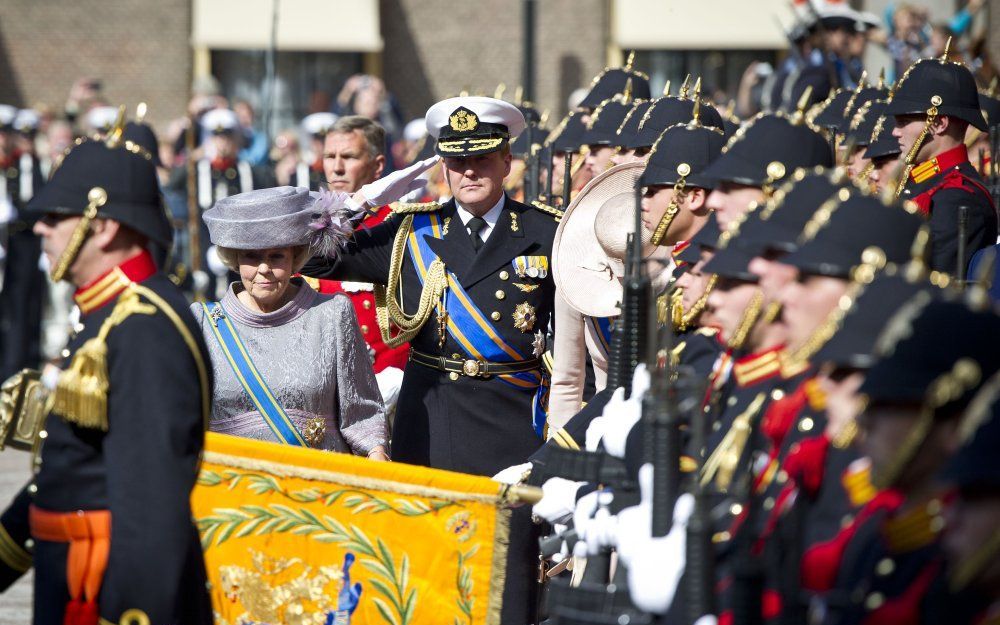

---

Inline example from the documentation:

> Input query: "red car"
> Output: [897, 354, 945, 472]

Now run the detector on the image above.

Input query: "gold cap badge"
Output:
[449, 107, 479, 133]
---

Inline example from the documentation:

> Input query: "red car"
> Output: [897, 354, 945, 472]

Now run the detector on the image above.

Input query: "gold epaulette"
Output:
[53, 284, 212, 432]
[53, 290, 157, 431]
[389, 201, 442, 215]
[531, 201, 564, 222]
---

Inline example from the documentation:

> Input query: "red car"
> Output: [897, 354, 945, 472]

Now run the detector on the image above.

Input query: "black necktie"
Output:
[467, 216, 487, 252]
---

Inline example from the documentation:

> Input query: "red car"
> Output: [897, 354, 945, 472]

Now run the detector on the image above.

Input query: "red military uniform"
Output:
[303, 205, 409, 373]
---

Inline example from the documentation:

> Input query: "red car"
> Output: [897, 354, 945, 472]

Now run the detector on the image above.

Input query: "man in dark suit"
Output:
[303, 96, 558, 623]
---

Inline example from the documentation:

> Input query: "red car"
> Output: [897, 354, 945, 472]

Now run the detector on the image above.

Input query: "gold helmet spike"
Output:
[136, 102, 147, 123]
[104, 105, 127, 148]
[662, 79, 672, 97]
[540, 109, 550, 127]
[988, 77, 998, 98]
[459, 88, 470, 98]
[691, 79, 703, 124]
[514, 85, 524, 105]
[494, 84, 507, 100]
[679, 74, 692, 99]
[941, 36, 953, 61]
[624, 50, 636, 72]
[622, 77, 633, 103]
[792, 86, 813, 125]
[857, 70, 869, 90]
[877, 68, 886, 90]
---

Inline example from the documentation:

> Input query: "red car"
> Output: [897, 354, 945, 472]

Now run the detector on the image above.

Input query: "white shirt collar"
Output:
[455, 193, 506, 242]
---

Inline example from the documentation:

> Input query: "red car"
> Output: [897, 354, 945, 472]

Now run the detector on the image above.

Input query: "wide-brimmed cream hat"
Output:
[553, 161, 664, 318]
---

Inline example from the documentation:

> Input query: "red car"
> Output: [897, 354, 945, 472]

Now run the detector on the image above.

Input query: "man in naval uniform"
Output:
[0, 119, 213, 624]
[303, 96, 557, 623]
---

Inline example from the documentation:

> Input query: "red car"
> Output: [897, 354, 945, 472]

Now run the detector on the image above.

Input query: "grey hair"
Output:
[329, 115, 386, 158]
[216, 245, 312, 275]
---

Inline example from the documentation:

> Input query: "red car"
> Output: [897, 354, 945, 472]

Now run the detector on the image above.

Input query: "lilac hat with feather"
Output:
[203, 186, 353, 259]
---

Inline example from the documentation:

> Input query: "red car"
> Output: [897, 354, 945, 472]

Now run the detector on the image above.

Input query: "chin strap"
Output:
[894, 101, 940, 200]
[51, 187, 108, 282]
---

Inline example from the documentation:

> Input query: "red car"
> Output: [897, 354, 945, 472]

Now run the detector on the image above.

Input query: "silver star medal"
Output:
[532, 330, 546, 357]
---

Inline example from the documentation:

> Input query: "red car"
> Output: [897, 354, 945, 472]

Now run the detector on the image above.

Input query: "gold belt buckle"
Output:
[462, 359, 483, 378]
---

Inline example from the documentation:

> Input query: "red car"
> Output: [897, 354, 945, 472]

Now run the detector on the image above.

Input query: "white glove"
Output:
[532, 477, 585, 524]
[631, 362, 653, 398]
[576, 491, 618, 555]
[352, 155, 440, 211]
[206, 245, 228, 277]
[491, 462, 533, 485]
[548, 523, 570, 564]
[374, 366, 404, 411]
[600, 364, 652, 458]
[619, 463, 695, 615]
[572, 490, 600, 539]
[603, 364, 653, 457]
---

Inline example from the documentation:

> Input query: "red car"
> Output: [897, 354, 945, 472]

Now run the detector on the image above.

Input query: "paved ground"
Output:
[0, 451, 33, 624]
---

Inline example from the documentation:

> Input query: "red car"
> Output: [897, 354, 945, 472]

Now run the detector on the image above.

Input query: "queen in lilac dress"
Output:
[192, 186, 389, 458]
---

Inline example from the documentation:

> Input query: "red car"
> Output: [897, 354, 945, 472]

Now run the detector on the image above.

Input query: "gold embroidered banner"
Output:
[191, 432, 511, 625]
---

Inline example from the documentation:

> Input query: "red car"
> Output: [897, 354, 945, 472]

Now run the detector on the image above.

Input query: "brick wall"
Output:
[0, 0, 192, 130]
[380, 0, 608, 124]
[0, 0, 607, 134]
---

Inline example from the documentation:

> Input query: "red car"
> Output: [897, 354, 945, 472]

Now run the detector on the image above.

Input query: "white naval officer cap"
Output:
[0, 105, 16, 128]
[200, 108, 240, 135]
[425, 96, 526, 158]
[14, 109, 40, 133]
[301, 112, 339, 137]
[86, 105, 119, 132]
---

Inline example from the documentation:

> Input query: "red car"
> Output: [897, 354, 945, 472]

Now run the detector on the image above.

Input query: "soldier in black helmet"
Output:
[0, 116, 213, 625]
[699, 97, 834, 229]
[886, 49, 998, 275]
[576, 52, 651, 117]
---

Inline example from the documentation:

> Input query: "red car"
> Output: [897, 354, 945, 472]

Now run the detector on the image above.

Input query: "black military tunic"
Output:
[898, 145, 997, 274]
[0, 151, 46, 379]
[0, 253, 214, 625]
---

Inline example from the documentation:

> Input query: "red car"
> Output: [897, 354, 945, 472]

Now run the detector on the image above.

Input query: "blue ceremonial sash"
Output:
[407, 213, 547, 436]
[201, 302, 308, 446]
[585, 315, 615, 359]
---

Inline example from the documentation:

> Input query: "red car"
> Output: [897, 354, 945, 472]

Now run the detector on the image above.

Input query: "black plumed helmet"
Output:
[699, 112, 833, 188]
[885, 56, 987, 131]
[578, 57, 652, 111]
[26, 135, 170, 246]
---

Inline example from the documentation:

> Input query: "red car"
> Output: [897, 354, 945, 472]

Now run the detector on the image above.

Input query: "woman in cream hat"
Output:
[549, 162, 670, 427]
[192, 185, 390, 459]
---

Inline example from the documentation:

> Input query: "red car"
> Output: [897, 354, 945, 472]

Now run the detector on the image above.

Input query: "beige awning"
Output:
[613, 0, 791, 50]
[192, 0, 382, 52]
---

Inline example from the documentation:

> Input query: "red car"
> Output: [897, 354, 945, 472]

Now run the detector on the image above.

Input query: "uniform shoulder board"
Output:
[531, 200, 564, 222]
[389, 201, 442, 215]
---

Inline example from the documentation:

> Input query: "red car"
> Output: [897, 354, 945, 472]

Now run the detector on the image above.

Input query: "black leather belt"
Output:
[409, 349, 541, 379]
